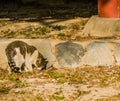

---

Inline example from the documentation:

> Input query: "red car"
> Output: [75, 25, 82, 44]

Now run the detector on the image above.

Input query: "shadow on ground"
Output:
[0, 1, 97, 27]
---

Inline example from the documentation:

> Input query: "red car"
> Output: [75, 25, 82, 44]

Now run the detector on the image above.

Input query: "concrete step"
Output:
[1, 39, 120, 73]
[83, 16, 120, 37]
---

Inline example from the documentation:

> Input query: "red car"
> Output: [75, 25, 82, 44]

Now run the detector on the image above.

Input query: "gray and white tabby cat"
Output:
[5, 40, 48, 73]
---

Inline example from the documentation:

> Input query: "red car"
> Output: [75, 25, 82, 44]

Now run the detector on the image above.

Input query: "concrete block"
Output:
[82, 16, 120, 37]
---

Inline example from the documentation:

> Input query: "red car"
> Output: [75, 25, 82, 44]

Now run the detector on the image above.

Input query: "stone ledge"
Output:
[1, 39, 120, 73]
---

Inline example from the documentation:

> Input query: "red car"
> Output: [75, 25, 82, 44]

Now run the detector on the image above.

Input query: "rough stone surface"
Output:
[0, 41, 9, 71]
[1, 39, 120, 70]
[114, 43, 120, 65]
[55, 41, 84, 68]
[83, 41, 114, 66]
[82, 16, 120, 37]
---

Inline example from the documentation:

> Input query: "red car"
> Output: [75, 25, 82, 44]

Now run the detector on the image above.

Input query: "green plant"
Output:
[100, 76, 109, 86]
[15, 90, 26, 94]
[11, 99, 16, 101]
[49, 71, 64, 79]
[0, 87, 10, 94]
[52, 94, 64, 100]
[53, 25, 66, 31]
[40, 27, 51, 34]
[36, 94, 44, 101]
[0, 20, 8, 24]
[70, 23, 80, 30]
[57, 33, 66, 39]
[77, 90, 89, 97]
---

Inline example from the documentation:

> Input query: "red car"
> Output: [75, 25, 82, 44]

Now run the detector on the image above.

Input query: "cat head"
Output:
[36, 57, 48, 70]
[11, 67, 21, 73]
[32, 51, 49, 70]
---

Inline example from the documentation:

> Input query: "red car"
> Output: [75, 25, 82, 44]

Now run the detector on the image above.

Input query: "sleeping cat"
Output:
[5, 40, 48, 73]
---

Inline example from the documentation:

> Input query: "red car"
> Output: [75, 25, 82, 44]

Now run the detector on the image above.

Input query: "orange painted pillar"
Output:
[98, 0, 120, 18]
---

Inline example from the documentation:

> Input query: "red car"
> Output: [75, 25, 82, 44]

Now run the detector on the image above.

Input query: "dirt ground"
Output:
[0, 2, 120, 101]
[0, 1, 97, 40]
[1, 67, 120, 101]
